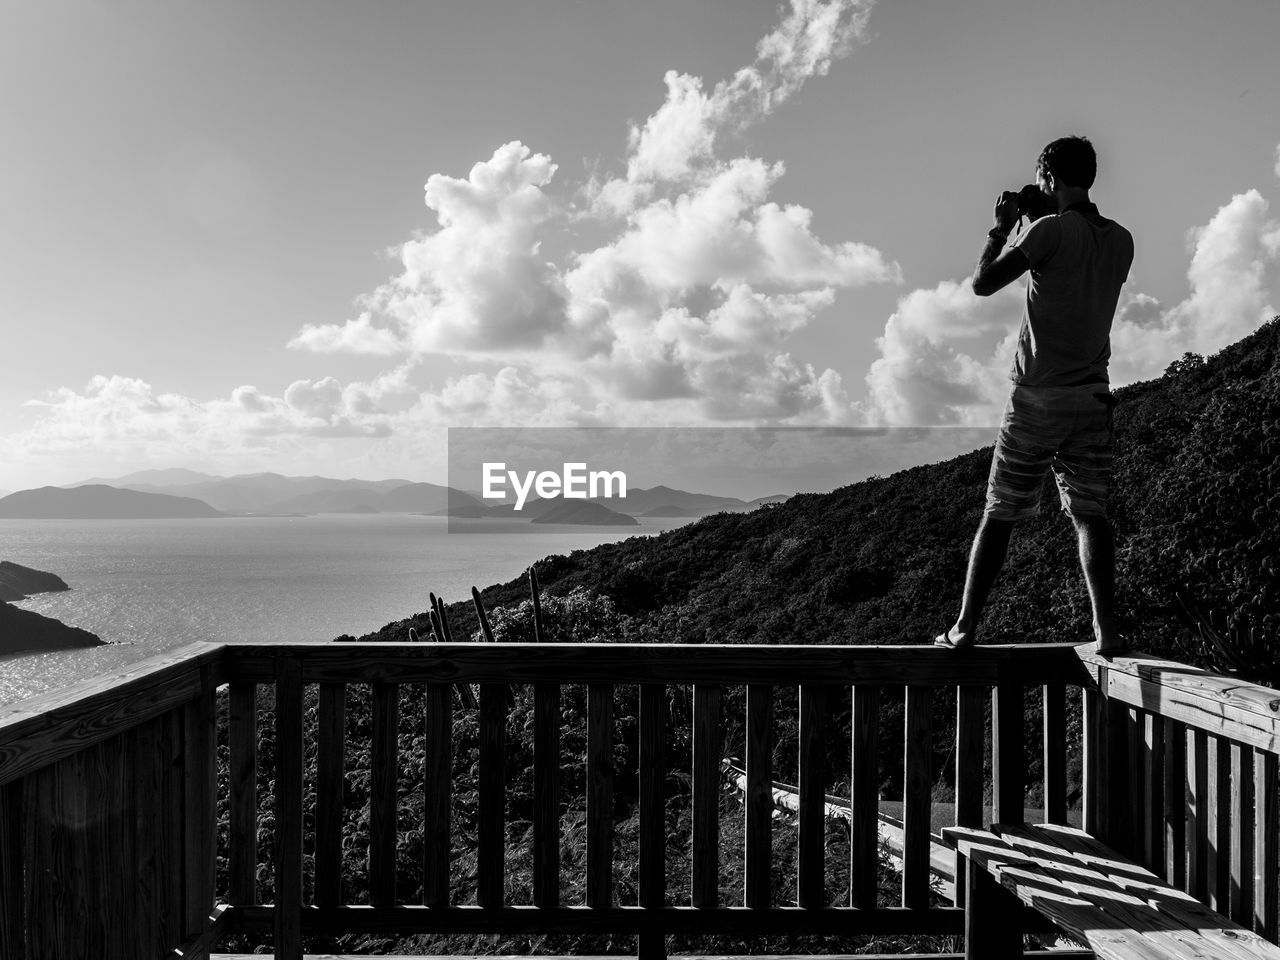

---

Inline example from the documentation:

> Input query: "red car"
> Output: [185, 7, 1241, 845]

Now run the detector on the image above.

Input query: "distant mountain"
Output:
[530, 501, 639, 525]
[0, 561, 70, 602]
[68, 467, 221, 488]
[639, 505, 705, 518]
[0, 485, 221, 519]
[602, 485, 751, 516]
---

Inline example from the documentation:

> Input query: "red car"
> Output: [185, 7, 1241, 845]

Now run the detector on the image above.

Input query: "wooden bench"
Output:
[943, 822, 1280, 960]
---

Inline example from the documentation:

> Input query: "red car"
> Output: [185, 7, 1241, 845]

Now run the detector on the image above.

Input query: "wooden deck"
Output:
[1, 641, 1278, 959]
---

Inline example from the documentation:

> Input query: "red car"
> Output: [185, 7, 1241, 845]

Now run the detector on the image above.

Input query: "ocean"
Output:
[0, 514, 692, 706]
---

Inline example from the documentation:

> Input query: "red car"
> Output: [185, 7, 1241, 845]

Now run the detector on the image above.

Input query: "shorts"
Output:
[984, 383, 1116, 522]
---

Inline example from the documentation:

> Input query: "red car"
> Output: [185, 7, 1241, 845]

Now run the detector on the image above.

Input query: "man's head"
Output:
[1035, 135, 1097, 194]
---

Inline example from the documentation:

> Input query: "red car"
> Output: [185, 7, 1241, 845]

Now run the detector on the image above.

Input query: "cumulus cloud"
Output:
[289, 1, 893, 428]
[6, 374, 395, 473]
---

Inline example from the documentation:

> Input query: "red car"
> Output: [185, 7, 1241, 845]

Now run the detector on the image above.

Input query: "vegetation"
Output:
[219, 317, 1280, 954]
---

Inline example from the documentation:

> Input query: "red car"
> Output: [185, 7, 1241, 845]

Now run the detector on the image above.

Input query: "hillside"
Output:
[0, 484, 221, 519]
[371, 317, 1280, 679]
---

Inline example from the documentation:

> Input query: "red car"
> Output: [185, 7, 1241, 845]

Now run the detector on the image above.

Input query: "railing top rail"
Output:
[221, 640, 1087, 687]
[1077, 648, 1280, 752]
[0, 640, 224, 787]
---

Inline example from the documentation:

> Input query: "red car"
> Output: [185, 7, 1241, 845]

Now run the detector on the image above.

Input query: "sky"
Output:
[1, 0, 1278, 493]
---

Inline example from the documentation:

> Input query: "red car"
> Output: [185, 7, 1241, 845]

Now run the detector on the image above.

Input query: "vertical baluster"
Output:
[273, 656, 304, 960]
[0, 779, 22, 960]
[1143, 712, 1166, 872]
[586, 683, 615, 909]
[1211, 735, 1231, 913]
[370, 682, 399, 908]
[1082, 688, 1100, 835]
[692, 685, 722, 909]
[1101, 698, 1131, 854]
[992, 683, 1024, 826]
[229, 683, 259, 906]
[638, 684, 666, 960]
[315, 683, 345, 908]
[744, 684, 773, 909]
[1230, 741, 1253, 925]
[902, 686, 932, 909]
[1188, 728, 1208, 902]
[954, 685, 986, 909]
[797, 684, 827, 909]
[183, 664, 216, 945]
[477, 683, 508, 909]
[1164, 718, 1187, 889]
[533, 683, 561, 908]
[1253, 748, 1278, 939]
[162, 711, 184, 951]
[1043, 684, 1067, 826]
[1128, 708, 1145, 861]
[63, 753, 89, 956]
[850, 685, 880, 908]
[423, 684, 452, 909]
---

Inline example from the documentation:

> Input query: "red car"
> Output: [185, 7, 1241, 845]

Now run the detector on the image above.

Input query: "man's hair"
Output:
[1037, 135, 1097, 190]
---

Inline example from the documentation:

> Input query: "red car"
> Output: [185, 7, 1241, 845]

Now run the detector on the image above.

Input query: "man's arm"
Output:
[972, 236, 1029, 297]
[972, 192, 1030, 297]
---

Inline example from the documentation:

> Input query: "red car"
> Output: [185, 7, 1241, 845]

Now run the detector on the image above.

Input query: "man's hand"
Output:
[993, 192, 1020, 235]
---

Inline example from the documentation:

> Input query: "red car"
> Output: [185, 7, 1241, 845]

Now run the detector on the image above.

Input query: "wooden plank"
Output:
[1164, 717, 1187, 890]
[315, 683, 345, 908]
[1096, 661, 1280, 754]
[1101, 697, 1131, 854]
[850, 685, 880, 909]
[744, 684, 773, 909]
[1127, 708, 1144, 861]
[222, 641, 1079, 687]
[1230, 740, 1253, 925]
[370, 682, 399, 909]
[84, 734, 125, 956]
[639, 684, 665, 911]
[691, 684, 722, 909]
[229, 682, 259, 906]
[954, 685, 985, 910]
[1, 778, 24, 959]
[902, 686, 932, 910]
[797, 684, 827, 909]
[0, 642, 224, 788]
[586, 683, 614, 910]
[161, 710, 185, 952]
[112, 729, 138, 959]
[1188, 727, 1208, 902]
[1042, 684, 1067, 826]
[228, 902, 970, 937]
[274, 656, 304, 960]
[533, 682, 560, 909]
[183, 664, 216, 947]
[62, 751, 89, 956]
[992, 683, 1024, 826]
[23, 766, 61, 959]
[963, 855, 1023, 960]
[1206, 734, 1231, 912]
[423, 684, 452, 910]
[1143, 712, 1165, 872]
[1082, 688, 1099, 835]
[477, 683, 508, 909]
[1254, 748, 1278, 939]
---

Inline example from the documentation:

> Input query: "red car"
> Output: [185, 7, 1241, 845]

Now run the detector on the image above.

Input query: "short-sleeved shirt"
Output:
[1009, 202, 1134, 386]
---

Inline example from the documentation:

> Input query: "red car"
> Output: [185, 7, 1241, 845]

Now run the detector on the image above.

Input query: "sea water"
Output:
[0, 514, 691, 706]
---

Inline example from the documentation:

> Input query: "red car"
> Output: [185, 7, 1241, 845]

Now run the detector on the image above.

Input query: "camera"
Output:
[1004, 183, 1054, 223]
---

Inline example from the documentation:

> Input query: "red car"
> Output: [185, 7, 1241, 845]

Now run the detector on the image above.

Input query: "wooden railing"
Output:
[1, 639, 1278, 959]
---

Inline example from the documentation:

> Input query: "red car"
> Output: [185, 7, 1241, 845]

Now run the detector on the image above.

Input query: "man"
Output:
[935, 135, 1134, 656]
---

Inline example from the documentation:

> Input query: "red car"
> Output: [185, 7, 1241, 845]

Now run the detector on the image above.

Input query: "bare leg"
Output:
[951, 515, 1016, 640]
[1073, 515, 1119, 649]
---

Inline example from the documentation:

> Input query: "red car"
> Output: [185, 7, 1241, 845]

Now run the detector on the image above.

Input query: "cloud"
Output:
[6, 374, 396, 475]
[289, 0, 893, 429]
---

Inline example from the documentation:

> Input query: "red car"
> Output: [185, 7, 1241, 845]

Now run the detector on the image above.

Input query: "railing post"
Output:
[273, 654, 304, 960]
[533, 682, 561, 908]
[423, 683, 453, 910]
[992, 682, 1024, 825]
[370, 681, 400, 908]
[744, 684, 773, 909]
[638, 683, 667, 960]
[954, 685, 986, 908]
[229, 682, 259, 907]
[1043, 683, 1067, 826]
[183, 663, 216, 959]
[797, 684, 828, 910]
[902, 685, 932, 909]
[478, 682, 509, 909]
[691, 684, 722, 909]
[315, 683, 345, 908]
[850, 685, 880, 908]
[0, 780, 23, 960]
[1253, 748, 1278, 940]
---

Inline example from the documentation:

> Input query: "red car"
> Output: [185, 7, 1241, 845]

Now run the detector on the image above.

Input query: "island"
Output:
[0, 561, 103, 655]
[0, 484, 221, 519]
[530, 501, 639, 525]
